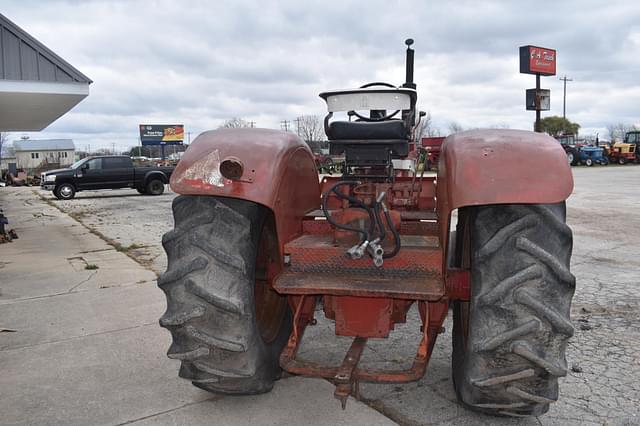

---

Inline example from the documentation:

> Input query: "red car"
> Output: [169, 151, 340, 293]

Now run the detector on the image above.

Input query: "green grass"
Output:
[85, 264, 99, 270]
[114, 243, 145, 252]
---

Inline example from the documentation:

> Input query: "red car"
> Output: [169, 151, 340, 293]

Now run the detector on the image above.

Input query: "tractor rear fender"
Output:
[170, 128, 321, 253]
[436, 129, 573, 267]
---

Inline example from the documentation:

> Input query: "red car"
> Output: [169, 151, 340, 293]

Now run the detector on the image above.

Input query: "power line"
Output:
[559, 75, 573, 120]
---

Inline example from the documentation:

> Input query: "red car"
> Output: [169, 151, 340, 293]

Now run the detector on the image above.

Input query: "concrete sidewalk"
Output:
[0, 187, 395, 425]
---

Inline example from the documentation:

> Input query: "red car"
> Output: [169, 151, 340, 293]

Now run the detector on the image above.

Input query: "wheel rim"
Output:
[151, 181, 162, 192]
[567, 153, 573, 164]
[60, 185, 72, 197]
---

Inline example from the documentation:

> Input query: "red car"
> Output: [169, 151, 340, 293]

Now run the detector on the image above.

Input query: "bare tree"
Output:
[415, 111, 442, 139]
[295, 115, 325, 144]
[605, 123, 617, 142]
[0, 132, 10, 169]
[448, 121, 464, 134]
[218, 118, 251, 129]
[606, 122, 638, 142]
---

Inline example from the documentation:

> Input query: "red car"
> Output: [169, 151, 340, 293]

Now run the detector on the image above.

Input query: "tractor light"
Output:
[219, 157, 244, 181]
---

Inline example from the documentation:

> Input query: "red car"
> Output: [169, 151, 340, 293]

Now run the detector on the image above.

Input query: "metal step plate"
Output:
[273, 234, 444, 300]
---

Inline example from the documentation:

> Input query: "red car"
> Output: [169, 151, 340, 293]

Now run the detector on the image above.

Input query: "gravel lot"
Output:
[39, 165, 640, 425]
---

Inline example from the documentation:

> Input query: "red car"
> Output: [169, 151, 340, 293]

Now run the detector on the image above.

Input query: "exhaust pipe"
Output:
[403, 38, 416, 89]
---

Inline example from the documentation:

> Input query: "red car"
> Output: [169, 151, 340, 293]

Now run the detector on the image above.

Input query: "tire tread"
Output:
[452, 203, 574, 417]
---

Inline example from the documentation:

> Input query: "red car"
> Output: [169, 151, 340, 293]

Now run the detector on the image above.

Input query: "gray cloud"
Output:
[3, 0, 639, 149]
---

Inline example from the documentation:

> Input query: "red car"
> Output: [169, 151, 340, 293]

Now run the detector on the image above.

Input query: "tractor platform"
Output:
[273, 234, 445, 301]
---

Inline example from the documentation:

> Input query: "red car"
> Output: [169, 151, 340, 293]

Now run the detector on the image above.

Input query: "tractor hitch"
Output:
[333, 337, 367, 409]
[279, 295, 448, 409]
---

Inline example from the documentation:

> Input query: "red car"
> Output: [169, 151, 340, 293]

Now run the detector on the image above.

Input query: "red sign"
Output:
[519, 45, 556, 76]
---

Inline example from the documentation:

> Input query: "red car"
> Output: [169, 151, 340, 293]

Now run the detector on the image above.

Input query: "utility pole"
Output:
[535, 74, 541, 132]
[294, 117, 302, 134]
[248, 121, 256, 128]
[280, 120, 291, 132]
[559, 75, 572, 120]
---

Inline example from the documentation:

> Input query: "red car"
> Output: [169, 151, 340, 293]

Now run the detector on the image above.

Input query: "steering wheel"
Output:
[349, 82, 401, 122]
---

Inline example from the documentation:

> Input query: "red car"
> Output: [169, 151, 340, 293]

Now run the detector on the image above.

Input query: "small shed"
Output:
[13, 139, 75, 170]
[0, 144, 16, 171]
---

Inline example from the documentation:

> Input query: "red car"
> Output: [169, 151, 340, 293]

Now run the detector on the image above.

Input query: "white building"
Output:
[12, 139, 75, 170]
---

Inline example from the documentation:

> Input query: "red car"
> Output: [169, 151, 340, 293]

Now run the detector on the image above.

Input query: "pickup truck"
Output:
[41, 155, 175, 200]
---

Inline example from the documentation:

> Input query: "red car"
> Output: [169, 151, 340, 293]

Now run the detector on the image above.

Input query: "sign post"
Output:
[138, 124, 184, 160]
[519, 46, 556, 132]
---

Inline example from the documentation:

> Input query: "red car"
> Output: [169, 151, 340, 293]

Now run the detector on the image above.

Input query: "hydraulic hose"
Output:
[381, 201, 401, 258]
[373, 203, 386, 242]
[322, 180, 400, 259]
[322, 181, 371, 243]
[331, 183, 377, 242]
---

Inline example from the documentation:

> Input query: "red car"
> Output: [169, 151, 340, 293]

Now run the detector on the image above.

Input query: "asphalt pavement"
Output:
[0, 187, 394, 426]
[1, 165, 639, 425]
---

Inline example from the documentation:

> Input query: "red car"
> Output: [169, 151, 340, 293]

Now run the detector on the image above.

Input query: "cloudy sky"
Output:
[4, 0, 640, 150]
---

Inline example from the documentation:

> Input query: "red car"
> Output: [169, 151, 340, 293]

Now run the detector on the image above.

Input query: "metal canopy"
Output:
[0, 13, 92, 131]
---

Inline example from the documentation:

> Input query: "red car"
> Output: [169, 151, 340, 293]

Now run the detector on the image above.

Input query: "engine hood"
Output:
[42, 168, 73, 175]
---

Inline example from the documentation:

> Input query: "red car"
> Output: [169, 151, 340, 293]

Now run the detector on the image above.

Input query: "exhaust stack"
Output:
[403, 38, 416, 89]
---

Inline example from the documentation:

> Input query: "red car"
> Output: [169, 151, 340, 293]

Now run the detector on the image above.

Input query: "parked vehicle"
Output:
[609, 131, 639, 165]
[578, 146, 608, 166]
[421, 136, 445, 170]
[159, 40, 574, 417]
[41, 155, 174, 200]
[313, 152, 343, 174]
[555, 134, 582, 166]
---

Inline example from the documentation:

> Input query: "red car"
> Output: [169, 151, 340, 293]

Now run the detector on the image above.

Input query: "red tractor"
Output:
[421, 136, 446, 170]
[159, 39, 575, 417]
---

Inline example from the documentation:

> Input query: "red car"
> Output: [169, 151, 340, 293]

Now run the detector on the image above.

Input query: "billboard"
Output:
[519, 46, 556, 76]
[139, 124, 184, 145]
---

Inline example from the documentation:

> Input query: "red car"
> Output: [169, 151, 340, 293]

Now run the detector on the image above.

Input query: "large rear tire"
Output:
[159, 195, 291, 395]
[452, 203, 575, 417]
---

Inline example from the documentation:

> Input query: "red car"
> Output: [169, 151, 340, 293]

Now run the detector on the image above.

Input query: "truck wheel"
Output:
[452, 203, 574, 417]
[618, 157, 627, 165]
[54, 183, 76, 200]
[565, 151, 574, 166]
[146, 178, 165, 195]
[159, 195, 291, 395]
[567, 148, 579, 166]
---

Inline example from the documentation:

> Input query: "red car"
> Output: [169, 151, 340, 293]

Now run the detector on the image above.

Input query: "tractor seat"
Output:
[328, 120, 408, 141]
